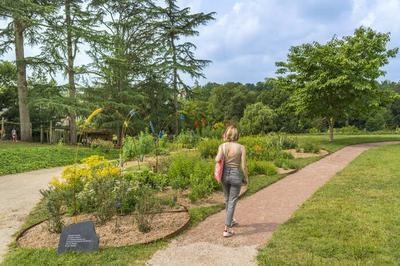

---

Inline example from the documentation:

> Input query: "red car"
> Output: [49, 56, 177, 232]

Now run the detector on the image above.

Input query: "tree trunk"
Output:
[65, 0, 77, 144]
[14, 18, 32, 141]
[170, 35, 179, 135]
[328, 117, 334, 142]
[117, 125, 124, 147]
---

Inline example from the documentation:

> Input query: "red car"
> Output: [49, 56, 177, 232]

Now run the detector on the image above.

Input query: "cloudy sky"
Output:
[2, 0, 400, 84]
[178, 0, 400, 84]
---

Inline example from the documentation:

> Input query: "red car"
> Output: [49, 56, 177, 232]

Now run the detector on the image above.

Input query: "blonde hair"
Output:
[223, 126, 239, 142]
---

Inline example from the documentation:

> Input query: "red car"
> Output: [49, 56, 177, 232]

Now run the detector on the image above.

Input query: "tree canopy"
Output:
[276, 27, 398, 141]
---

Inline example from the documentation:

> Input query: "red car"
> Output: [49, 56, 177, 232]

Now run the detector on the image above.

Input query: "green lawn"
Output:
[258, 143, 400, 265]
[295, 134, 400, 152]
[0, 141, 119, 176]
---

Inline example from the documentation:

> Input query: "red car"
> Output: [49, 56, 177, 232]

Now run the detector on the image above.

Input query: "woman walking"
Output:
[215, 126, 249, 237]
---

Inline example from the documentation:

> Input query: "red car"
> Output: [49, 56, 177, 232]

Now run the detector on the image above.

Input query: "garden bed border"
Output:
[16, 205, 191, 249]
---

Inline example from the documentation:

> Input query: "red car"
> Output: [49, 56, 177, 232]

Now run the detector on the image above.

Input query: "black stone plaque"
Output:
[57, 221, 99, 254]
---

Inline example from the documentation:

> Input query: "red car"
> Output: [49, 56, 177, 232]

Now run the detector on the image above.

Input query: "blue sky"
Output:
[178, 0, 400, 84]
[2, 0, 400, 84]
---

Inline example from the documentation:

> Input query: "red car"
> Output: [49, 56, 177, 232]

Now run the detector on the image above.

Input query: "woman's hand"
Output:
[242, 177, 249, 185]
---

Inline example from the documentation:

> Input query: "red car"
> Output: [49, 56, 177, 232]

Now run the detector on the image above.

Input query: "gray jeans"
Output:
[222, 167, 242, 227]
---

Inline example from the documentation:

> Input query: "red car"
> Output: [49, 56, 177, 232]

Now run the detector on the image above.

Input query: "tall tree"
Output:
[155, 0, 215, 134]
[0, 61, 18, 121]
[0, 1, 54, 141]
[276, 27, 398, 141]
[38, 0, 97, 144]
[87, 0, 158, 145]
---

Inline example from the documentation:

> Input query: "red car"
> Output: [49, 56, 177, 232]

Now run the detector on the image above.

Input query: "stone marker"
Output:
[57, 221, 99, 254]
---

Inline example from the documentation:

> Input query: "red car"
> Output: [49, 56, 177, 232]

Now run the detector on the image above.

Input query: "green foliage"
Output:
[274, 158, 300, 170]
[175, 130, 199, 149]
[308, 127, 321, 134]
[122, 131, 154, 163]
[40, 189, 64, 233]
[301, 142, 321, 153]
[133, 186, 161, 233]
[167, 154, 197, 189]
[198, 126, 224, 139]
[271, 134, 298, 149]
[208, 82, 257, 122]
[240, 102, 276, 135]
[125, 170, 169, 191]
[335, 125, 361, 134]
[197, 138, 221, 158]
[167, 153, 219, 201]
[365, 112, 386, 131]
[248, 160, 277, 176]
[276, 27, 398, 141]
[188, 160, 219, 202]
[84, 177, 117, 224]
[90, 139, 114, 153]
[239, 134, 298, 161]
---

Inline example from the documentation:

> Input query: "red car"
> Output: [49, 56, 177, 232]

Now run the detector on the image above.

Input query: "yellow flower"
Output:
[49, 177, 63, 189]
[124, 121, 129, 128]
[81, 155, 105, 167]
[85, 108, 103, 124]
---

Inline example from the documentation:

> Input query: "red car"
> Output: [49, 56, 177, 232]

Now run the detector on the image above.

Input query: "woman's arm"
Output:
[241, 145, 249, 184]
[215, 144, 224, 162]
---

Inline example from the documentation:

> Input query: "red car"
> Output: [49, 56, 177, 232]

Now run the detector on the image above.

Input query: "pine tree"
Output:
[38, 0, 97, 144]
[154, 0, 215, 134]
[86, 0, 159, 145]
[0, 1, 52, 140]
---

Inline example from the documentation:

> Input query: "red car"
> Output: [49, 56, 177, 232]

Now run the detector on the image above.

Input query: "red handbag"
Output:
[214, 144, 225, 183]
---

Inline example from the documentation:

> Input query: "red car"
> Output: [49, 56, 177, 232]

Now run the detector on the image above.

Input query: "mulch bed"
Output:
[286, 149, 329, 158]
[17, 211, 190, 249]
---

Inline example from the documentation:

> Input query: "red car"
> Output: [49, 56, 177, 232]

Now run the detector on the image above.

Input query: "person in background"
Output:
[11, 128, 17, 142]
[215, 125, 249, 237]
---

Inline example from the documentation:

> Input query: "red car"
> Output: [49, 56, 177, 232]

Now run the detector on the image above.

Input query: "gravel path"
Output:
[0, 167, 65, 263]
[148, 142, 400, 266]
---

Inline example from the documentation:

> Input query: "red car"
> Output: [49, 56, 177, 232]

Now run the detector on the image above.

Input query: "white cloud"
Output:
[189, 0, 400, 84]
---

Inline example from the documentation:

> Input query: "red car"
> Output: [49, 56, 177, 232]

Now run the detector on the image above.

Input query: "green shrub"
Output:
[239, 134, 298, 161]
[175, 130, 199, 148]
[335, 125, 361, 135]
[83, 177, 117, 224]
[270, 134, 298, 149]
[188, 160, 219, 202]
[199, 125, 224, 139]
[90, 139, 114, 153]
[366, 113, 386, 131]
[126, 170, 169, 191]
[122, 131, 154, 166]
[302, 142, 321, 153]
[248, 160, 277, 176]
[277, 151, 294, 159]
[40, 189, 64, 233]
[134, 185, 161, 233]
[167, 154, 198, 189]
[240, 102, 276, 135]
[308, 127, 321, 134]
[198, 138, 221, 158]
[274, 158, 301, 170]
[156, 135, 170, 155]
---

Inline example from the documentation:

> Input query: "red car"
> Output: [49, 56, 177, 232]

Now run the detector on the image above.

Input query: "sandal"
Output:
[223, 229, 234, 237]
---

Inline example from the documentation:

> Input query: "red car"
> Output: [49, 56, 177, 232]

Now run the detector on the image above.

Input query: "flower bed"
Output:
[17, 211, 190, 248]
